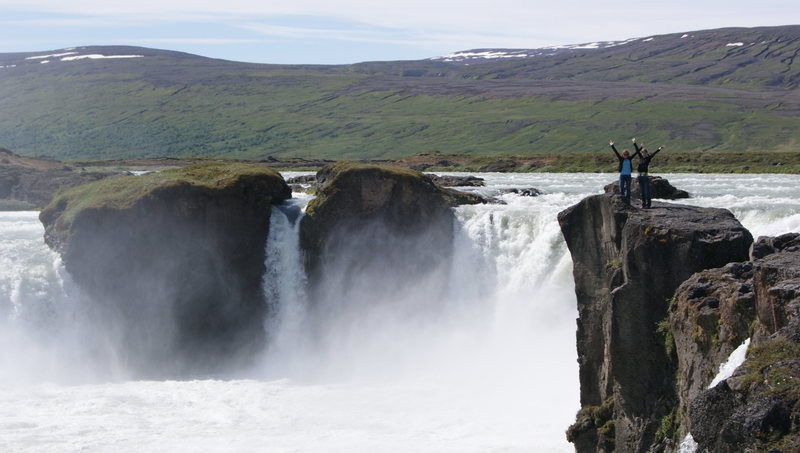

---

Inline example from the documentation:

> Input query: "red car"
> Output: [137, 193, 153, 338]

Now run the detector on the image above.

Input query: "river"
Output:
[1, 173, 798, 452]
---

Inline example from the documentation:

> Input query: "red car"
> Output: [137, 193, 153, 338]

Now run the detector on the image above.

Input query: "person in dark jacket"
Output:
[609, 139, 639, 204]
[632, 139, 664, 208]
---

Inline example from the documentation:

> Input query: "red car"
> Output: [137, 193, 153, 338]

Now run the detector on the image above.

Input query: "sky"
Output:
[0, 0, 796, 64]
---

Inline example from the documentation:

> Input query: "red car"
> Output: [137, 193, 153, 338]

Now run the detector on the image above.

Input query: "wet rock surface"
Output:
[558, 191, 752, 452]
[39, 163, 291, 375]
[299, 162, 482, 283]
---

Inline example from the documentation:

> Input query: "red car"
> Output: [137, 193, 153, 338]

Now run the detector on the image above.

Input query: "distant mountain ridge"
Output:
[365, 25, 800, 89]
[1, 25, 799, 161]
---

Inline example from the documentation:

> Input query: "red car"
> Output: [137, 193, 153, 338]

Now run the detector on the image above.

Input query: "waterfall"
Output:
[0, 212, 124, 383]
[2, 173, 797, 452]
[261, 196, 311, 369]
[254, 190, 581, 449]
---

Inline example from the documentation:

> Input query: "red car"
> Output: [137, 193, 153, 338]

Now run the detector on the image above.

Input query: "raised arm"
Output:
[632, 138, 642, 153]
[650, 146, 664, 158]
[609, 140, 622, 159]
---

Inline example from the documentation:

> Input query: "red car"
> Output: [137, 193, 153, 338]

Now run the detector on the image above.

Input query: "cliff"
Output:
[39, 163, 291, 375]
[299, 162, 481, 275]
[675, 233, 800, 452]
[558, 192, 753, 452]
[298, 162, 482, 312]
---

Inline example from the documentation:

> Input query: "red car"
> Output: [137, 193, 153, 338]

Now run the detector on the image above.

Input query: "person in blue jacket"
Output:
[609, 139, 639, 204]
[632, 139, 664, 208]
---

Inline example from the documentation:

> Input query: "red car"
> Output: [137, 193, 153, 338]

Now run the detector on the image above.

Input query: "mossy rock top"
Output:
[40, 162, 290, 246]
[307, 161, 481, 217]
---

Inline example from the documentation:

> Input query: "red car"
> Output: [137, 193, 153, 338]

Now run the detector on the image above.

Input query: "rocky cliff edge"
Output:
[558, 192, 753, 452]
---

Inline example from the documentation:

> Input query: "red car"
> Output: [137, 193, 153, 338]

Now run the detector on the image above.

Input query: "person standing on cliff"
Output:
[609, 139, 639, 204]
[632, 138, 664, 209]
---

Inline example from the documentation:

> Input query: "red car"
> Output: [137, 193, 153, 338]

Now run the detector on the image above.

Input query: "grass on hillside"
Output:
[2, 62, 799, 161]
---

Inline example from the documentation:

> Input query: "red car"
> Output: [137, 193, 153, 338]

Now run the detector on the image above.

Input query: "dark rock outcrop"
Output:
[751, 232, 800, 260]
[669, 262, 757, 436]
[604, 175, 690, 201]
[286, 174, 317, 184]
[39, 163, 291, 376]
[478, 158, 518, 172]
[427, 174, 485, 187]
[684, 245, 800, 452]
[299, 162, 481, 303]
[558, 192, 752, 453]
[497, 187, 543, 197]
[1, 154, 109, 209]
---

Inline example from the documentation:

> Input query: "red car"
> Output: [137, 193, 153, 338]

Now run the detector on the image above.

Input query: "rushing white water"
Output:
[0, 173, 798, 453]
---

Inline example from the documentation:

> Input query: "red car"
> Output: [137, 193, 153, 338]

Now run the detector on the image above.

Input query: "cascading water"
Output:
[0, 173, 798, 452]
[261, 194, 312, 374]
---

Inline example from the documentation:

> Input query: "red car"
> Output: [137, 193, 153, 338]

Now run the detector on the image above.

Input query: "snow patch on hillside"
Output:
[60, 54, 144, 61]
[430, 38, 638, 62]
[19, 50, 145, 65]
[25, 52, 78, 60]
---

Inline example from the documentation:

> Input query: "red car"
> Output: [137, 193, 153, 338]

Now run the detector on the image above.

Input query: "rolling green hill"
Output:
[1, 25, 799, 161]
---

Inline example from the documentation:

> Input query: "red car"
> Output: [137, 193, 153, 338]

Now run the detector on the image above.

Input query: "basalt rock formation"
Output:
[558, 191, 752, 453]
[679, 236, 800, 452]
[299, 162, 481, 301]
[39, 163, 291, 375]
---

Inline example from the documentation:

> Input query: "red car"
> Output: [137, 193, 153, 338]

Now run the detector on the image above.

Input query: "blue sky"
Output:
[0, 0, 795, 64]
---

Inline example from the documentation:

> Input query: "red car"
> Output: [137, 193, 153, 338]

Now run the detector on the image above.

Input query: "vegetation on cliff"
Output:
[41, 162, 288, 245]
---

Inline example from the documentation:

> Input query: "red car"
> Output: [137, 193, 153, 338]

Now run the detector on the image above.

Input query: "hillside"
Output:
[0, 25, 799, 161]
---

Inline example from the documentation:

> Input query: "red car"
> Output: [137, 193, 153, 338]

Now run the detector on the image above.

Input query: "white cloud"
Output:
[1, 0, 796, 62]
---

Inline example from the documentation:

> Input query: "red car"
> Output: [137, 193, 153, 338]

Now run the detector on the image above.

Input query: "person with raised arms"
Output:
[632, 138, 664, 209]
[609, 139, 640, 205]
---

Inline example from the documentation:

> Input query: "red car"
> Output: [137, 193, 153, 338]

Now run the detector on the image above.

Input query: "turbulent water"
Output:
[1, 173, 798, 453]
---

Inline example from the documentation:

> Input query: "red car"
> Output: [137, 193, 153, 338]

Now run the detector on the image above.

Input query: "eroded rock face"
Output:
[668, 239, 800, 452]
[558, 192, 752, 453]
[670, 262, 756, 435]
[298, 163, 483, 329]
[750, 233, 800, 260]
[299, 163, 481, 280]
[39, 163, 291, 376]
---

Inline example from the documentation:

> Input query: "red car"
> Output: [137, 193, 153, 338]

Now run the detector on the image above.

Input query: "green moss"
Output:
[739, 338, 800, 392]
[655, 410, 678, 444]
[41, 162, 283, 233]
[657, 318, 676, 358]
[567, 398, 615, 444]
[597, 420, 616, 451]
[656, 298, 676, 358]
[322, 161, 425, 188]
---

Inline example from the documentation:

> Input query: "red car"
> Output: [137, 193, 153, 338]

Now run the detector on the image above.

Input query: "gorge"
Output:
[1, 168, 798, 452]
